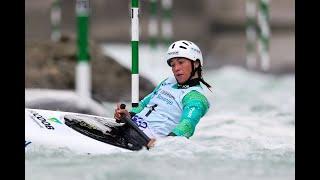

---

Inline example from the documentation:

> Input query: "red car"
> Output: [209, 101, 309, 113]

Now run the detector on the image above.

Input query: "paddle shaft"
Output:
[120, 104, 151, 146]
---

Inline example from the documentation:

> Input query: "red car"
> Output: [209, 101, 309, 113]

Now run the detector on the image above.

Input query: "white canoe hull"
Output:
[25, 108, 131, 154]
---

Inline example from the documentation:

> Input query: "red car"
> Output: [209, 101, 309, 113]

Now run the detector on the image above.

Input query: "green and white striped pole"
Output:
[148, 0, 158, 48]
[131, 0, 139, 107]
[161, 0, 172, 46]
[50, 0, 61, 42]
[76, 0, 91, 98]
[246, 0, 257, 69]
[257, 0, 270, 71]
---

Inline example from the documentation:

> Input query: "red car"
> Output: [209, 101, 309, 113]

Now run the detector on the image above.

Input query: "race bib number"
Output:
[131, 115, 148, 129]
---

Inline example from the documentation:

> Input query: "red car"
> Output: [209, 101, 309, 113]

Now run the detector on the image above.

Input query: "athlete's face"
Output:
[169, 58, 196, 84]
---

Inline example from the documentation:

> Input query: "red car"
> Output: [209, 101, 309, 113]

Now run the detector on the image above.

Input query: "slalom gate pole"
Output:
[131, 0, 139, 108]
[76, 0, 91, 98]
[149, 0, 158, 48]
[257, 0, 270, 71]
[50, 0, 61, 42]
[246, 0, 257, 69]
[161, 0, 172, 46]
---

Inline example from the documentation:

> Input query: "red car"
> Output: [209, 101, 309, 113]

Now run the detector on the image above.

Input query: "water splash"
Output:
[26, 52, 294, 180]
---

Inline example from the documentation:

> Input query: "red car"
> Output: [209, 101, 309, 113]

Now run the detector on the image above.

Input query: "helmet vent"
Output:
[179, 46, 187, 49]
[182, 42, 189, 46]
[171, 43, 176, 49]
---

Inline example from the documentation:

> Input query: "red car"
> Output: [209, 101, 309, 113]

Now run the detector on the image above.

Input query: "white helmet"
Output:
[166, 40, 203, 66]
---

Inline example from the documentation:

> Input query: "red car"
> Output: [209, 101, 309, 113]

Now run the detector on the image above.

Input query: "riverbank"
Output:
[25, 34, 155, 103]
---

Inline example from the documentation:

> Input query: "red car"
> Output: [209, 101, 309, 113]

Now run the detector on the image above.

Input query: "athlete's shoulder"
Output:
[158, 77, 176, 86]
[182, 90, 210, 108]
[153, 77, 172, 92]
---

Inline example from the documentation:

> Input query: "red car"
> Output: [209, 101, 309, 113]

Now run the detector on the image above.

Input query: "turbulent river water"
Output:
[26, 44, 294, 180]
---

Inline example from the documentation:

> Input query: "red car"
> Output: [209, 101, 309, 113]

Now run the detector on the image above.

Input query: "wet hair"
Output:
[194, 62, 212, 92]
[196, 66, 213, 92]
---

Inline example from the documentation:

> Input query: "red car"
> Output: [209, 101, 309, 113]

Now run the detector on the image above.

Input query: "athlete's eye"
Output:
[178, 59, 185, 65]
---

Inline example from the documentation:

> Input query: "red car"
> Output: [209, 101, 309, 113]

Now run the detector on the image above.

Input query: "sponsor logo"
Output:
[155, 90, 175, 105]
[48, 117, 62, 124]
[191, 47, 201, 54]
[30, 110, 55, 130]
[187, 107, 195, 118]
[25, 140, 32, 147]
[168, 51, 179, 55]
[160, 90, 175, 100]
[156, 93, 173, 105]
[179, 84, 190, 89]
[29, 114, 44, 128]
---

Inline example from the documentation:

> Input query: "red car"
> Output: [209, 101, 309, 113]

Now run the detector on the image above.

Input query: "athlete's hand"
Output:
[147, 138, 156, 149]
[114, 103, 131, 122]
